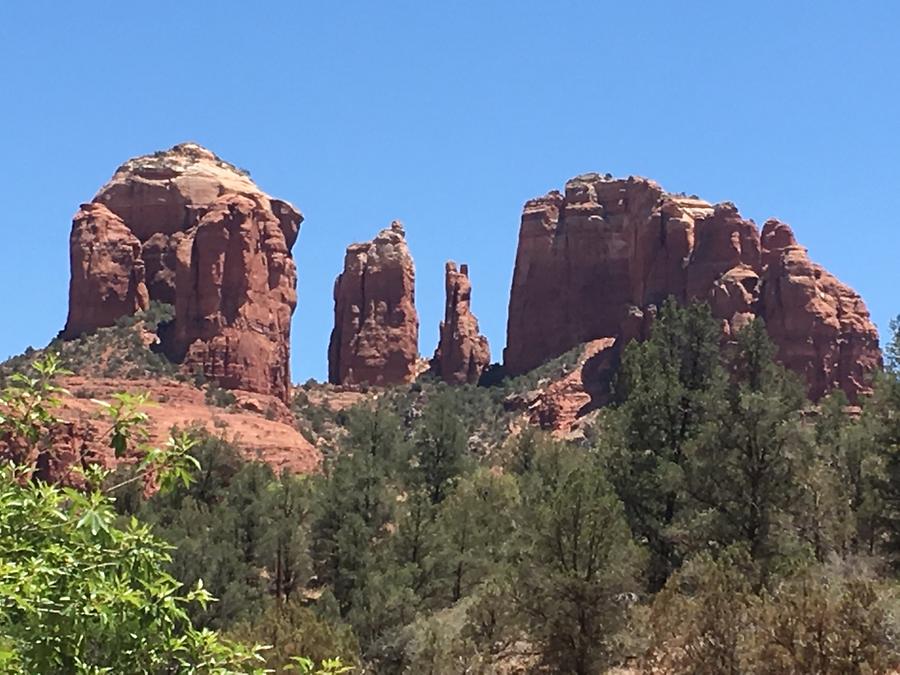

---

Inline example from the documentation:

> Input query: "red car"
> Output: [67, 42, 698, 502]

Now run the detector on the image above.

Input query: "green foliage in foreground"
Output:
[0, 463, 266, 674]
[0, 354, 348, 674]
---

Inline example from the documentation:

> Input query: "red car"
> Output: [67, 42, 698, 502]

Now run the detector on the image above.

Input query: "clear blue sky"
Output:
[1, 2, 898, 382]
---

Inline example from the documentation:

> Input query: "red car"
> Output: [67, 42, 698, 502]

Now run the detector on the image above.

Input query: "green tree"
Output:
[432, 468, 519, 604]
[312, 406, 402, 614]
[515, 443, 643, 674]
[130, 440, 287, 630]
[868, 374, 900, 565]
[755, 570, 898, 674]
[609, 299, 725, 588]
[259, 472, 314, 603]
[412, 391, 469, 505]
[801, 390, 885, 559]
[688, 318, 809, 568]
[0, 355, 266, 673]
[229, 600, 360, 672]
[311, 404, 416, 653]
[885, 314, 900, 373]
[646, 552, 900, 675]
[644, 549, 756, 675]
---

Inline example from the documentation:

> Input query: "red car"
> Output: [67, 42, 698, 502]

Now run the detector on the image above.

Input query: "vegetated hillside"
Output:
[9, 300, 895, 673]
[0, 303, 319, 480]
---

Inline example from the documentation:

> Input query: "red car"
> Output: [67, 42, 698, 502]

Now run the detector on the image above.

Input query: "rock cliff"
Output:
[431, 262, 490, 384]
[505, 174, 880, 401]
[328, 221, 419, 386]
[61, 143, 301, 402]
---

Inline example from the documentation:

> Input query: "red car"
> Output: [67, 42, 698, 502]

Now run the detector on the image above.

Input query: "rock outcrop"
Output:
[758, 219, 881, 400]
[328, 221, 419, 386]
[520, 338, 616, 435]
[431, 262, 490, 384]
[505, 174, 880, 401]
[64, 203, 150, 338]
[61, 143, 301, 402]
[2, 375, 320, 486]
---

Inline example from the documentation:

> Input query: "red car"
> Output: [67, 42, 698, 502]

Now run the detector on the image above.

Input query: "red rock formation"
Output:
[61, 143, 301, 402]
[505, 174, 880, 401]
[171, 194, 297, 401]
[63, 203, 149, 338]
[526, 338, 616, 434]
[328, 221, 419, 386]
[431, 262, 490, 384]
[759, 219, 881, 400]
[2, 375, 321, 485]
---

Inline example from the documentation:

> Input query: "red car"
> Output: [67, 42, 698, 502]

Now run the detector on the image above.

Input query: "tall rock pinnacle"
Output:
[431, 262, 490, 384]
[328, 221, 419, 386]
[62, 143, 301, 402]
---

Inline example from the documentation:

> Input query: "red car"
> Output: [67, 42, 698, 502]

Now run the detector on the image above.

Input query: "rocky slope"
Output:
[505, 174, 881, 403]
[431, 262, 490, 384]
[62, 143, 301, 402]
[37, 376, 319, 485]
[328, 221, 419, 386]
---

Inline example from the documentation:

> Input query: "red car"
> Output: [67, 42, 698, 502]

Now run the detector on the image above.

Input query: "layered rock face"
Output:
[431, 262, 490, 384]
[61, 143, 301, 402]
[505, 174, 880, 401]
[328, 221, 419, 386]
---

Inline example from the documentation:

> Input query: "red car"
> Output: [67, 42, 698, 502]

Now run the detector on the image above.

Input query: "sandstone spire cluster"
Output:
[431, 262, 490, 384]
[504, 174, 881, 401]
[62, 143, 301, 402]
[61, 148, 882, 412]
[327, 221, 420, 386]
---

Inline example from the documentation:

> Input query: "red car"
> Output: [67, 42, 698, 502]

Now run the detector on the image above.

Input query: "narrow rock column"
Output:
[432, 261, 490, 384]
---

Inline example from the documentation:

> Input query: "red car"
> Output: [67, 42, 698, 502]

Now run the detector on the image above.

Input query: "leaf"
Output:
[76, 509, 108, 536]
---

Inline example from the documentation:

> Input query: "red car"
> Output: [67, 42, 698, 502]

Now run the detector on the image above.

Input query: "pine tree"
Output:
[432, 468, 519, 604]
[515, 443, 642, 674]
[310, 403, 417, 653]
[688, 318, 809, 568]
[413, 390, 469, 505]
[609, 299, 725, 589]
[259, 472, 313, 603]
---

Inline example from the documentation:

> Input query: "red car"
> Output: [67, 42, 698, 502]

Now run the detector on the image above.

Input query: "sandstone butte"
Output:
[62, 142, 301, 403]
[431, 261, 491, 384]
[505, 174, 882, 414]
[328, 221, 419, 386]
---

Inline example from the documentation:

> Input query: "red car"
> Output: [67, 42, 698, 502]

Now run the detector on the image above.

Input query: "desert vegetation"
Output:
[3, 301, 900, 673]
